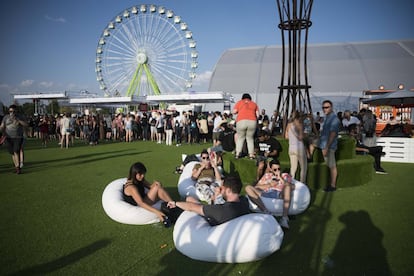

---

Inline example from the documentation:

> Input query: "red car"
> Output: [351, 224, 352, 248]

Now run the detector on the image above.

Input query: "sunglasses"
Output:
[272, 167, 281, 171]
[322, 106, 331, 109]
[201, 156, 210, 160]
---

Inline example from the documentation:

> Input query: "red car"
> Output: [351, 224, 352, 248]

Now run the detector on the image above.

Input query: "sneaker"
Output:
[376, 168, 388, 174]
[19, 162, 24, 168]
[323, 186, 337, 192]
[279, 216, 289, 229]
[15, 167, 21, 174]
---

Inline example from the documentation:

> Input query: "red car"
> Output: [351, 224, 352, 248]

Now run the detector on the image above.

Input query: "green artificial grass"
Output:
[1, 139, 414, 275]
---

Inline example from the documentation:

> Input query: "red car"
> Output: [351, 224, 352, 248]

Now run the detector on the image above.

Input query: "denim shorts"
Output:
[261, 190, 281, 198]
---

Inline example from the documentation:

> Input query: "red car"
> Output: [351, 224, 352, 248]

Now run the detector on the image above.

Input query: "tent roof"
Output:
[209, 39, 414, 111]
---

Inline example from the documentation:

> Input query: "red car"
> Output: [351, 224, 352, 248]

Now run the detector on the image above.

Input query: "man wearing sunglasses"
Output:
[191, 149, 223, 204]
[0, 105, 28, 174]
[245, 159, 293, 229]
[319, 100, 340, 192]
[254, 129, 282, 181]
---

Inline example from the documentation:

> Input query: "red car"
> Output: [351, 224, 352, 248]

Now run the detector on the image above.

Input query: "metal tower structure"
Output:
[275, 0, 314, 135]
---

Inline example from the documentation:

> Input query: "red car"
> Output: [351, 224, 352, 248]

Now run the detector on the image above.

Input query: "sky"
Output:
[0, 0, 413, 106]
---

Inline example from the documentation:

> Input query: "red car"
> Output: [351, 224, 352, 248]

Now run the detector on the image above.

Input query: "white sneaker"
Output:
[279, 216, 289, 229]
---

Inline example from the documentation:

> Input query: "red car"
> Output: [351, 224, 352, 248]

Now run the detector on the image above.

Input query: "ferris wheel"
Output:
[95, 4, 198, 97]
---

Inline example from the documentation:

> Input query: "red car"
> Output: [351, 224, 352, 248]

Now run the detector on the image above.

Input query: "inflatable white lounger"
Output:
[173, 210, 284, 263]
[175, 161, 285, 262]
[102, 178, 162, 225]
[248, 179, 311, 216]
[178, 161, 311, 216]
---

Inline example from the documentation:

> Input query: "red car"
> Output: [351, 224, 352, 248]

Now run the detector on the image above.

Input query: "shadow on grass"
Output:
[154, 191, 333, 275]
[9, 239, 111, 275]
[18, 150, 152, 173]
[321, 210, 391, 275]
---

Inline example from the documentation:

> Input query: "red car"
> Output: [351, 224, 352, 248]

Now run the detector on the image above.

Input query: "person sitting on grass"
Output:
[254, 130, 282, 181]
[167, 176, 250, 226]
[348, 124, 387, 174]
[245, 159, 293, 229]
[123, 162, 176, 223]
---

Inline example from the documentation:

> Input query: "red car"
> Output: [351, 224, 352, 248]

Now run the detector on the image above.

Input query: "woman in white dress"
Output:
[285, 111, 307, 183]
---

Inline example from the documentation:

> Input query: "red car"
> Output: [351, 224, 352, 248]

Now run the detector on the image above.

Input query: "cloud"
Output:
[39, 81, 54, 88]
[0, 83, 11, 89]
[192, 70, 212, 87]
[45, 15, 67, 23]
[20, 80, 34, 87]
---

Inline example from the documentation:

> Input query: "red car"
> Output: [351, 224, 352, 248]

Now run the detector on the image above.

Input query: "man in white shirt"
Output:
[342, 110, 360, 130]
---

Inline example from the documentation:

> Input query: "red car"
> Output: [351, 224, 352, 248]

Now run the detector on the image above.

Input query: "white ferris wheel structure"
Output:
[95, 4, 198, 98]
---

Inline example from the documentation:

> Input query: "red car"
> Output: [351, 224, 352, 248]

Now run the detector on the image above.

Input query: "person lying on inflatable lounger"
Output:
[190, 149, 224, 204]
[167, 176, 250, 226]
[245, 159, 294, 229]
[123, 162, 176, 223]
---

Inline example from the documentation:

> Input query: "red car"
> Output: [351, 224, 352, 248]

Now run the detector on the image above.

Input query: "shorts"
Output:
[156, 127, 164, 134]
[212, 132, 221, 141]
[324, 149, 337, 168]
[256, 155, 272, 166]
[261, 190, 281, 198]
[6, 137, 23, 155]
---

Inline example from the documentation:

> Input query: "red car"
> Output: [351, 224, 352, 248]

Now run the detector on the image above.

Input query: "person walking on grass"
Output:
[0, 105, 28, 174]
[60, 112, 70, 149]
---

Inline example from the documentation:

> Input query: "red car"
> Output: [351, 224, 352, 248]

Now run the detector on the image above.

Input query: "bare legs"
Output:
[245, 185, 268, 212]
[145, 182, 173, 205]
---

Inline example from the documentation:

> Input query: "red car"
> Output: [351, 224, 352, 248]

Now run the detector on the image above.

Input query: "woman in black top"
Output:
[123, 162, 175, 222]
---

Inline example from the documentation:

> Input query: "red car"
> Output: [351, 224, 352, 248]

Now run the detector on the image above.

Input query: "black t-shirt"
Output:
[255, 137, 282, 158]
[218, 129, 235, 152]
[202, 196, 250, 226]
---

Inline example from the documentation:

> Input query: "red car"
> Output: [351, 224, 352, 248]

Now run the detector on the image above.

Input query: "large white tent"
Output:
[208, 40, 414, 113]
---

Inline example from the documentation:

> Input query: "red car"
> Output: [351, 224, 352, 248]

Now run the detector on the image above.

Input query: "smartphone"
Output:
[210, 151, 216, 161]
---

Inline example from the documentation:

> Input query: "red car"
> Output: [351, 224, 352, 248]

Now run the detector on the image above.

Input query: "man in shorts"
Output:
[167, 176, 250, 226]
[0, 105, 28, 174]
[319, 100, 340, 192]
[254, 130, 282, 180]
[244, 159, 293, 229]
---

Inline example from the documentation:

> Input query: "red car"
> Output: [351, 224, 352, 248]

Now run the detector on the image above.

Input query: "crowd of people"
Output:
[1, 95, 398, 183]
[1, 94, 407, 234]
